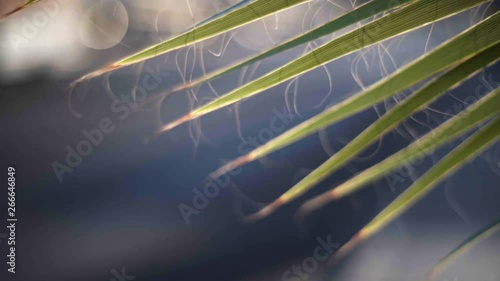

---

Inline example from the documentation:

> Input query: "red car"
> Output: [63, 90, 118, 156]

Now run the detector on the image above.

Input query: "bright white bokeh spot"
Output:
[0, 1, 87, 80]
[79, 0, 129, 50]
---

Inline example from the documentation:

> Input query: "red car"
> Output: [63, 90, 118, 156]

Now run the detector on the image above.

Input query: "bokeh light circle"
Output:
[79, 0, 129, 50]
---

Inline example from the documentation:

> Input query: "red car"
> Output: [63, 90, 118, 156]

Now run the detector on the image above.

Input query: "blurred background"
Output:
[0, 0, 499, 280]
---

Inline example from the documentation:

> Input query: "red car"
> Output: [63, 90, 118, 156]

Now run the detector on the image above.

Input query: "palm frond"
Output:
[298, 87, 500, 217]
[146, 0, 416, 103]
[243, 44, 500, 221]
[210, 10, 500, 179]
[69, 0, 310, 87]
[330, 115, 500, 260]
[157, 0, 491, 134]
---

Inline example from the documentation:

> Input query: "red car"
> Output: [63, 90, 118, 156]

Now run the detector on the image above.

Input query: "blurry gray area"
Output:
[0, 1, 499, 281]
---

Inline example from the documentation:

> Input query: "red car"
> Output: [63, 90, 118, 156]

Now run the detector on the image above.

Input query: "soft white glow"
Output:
[79, 0, 129, 50]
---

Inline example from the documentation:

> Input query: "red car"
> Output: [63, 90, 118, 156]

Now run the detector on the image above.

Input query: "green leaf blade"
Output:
[278, 44, 500, 205]
[70, 0, 309, 85]
[299, 87, 500, 214]
[175, 0, 416, 91]
[362, 117, 500, 238]
[159, 0, 492, 133]
[427, 219, 500, 280]
[331, 114, 500, 261]
[210, 9, 500, 179]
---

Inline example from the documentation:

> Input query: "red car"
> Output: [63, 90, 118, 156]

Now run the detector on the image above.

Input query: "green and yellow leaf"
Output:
[331, 115, 500, 260]
[298, 87, 500, 217]
[242, 43, 500, 221]
[210, 9, 500, 180]
[69, 0, 310, 87]
[157, 0, 492, 134]
[147, 0, 417, 103]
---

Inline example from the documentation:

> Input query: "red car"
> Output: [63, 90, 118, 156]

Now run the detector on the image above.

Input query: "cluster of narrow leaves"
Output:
[68, 0, 310, 88]
[64, 0, 499, 278]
